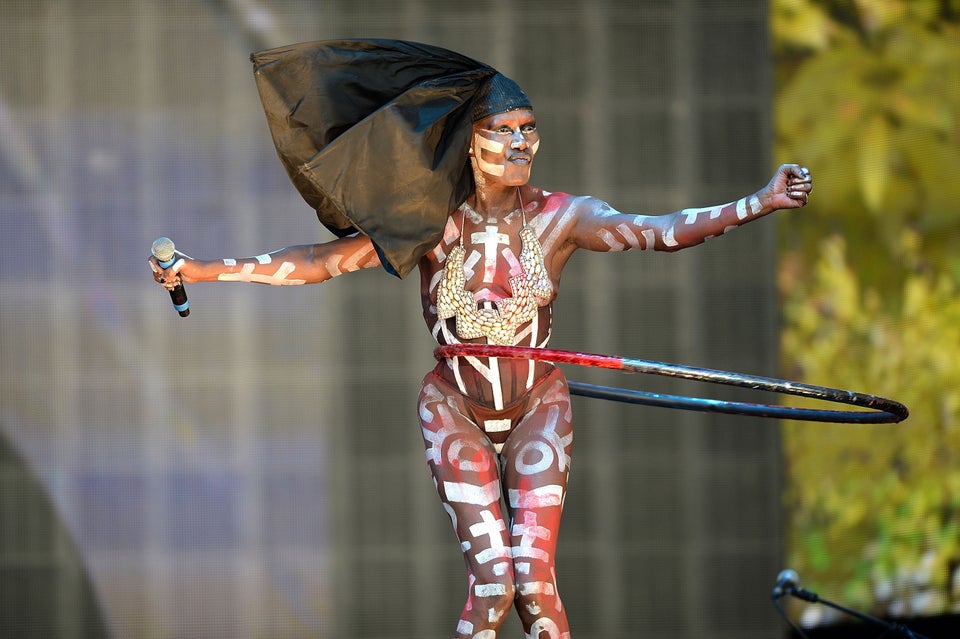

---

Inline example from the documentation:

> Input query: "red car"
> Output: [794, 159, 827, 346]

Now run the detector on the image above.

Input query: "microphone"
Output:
[151, 237, 190, 317]
[772, 569, 799, 599]
[772, 569, 819, 602]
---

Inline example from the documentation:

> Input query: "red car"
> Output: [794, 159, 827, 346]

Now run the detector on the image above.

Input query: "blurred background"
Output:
[0, 1, 956, 638]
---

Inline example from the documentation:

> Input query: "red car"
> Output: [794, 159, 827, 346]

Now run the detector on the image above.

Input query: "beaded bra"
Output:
[436, 190, 553, 345]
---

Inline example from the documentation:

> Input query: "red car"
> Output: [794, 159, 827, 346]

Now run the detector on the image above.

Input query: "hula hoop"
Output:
[434, 344, 909, 424]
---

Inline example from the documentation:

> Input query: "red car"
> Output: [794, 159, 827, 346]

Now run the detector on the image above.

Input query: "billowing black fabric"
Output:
[250, 39, 498, 278]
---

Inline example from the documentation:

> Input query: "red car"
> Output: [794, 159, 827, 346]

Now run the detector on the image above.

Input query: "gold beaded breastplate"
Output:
[436, 191, 553, 346]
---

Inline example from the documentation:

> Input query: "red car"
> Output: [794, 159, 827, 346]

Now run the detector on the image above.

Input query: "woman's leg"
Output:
[500, 371, 574, 639]
[418, 376, 515, 639]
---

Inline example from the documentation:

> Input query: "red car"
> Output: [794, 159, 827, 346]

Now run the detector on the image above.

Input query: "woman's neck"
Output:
[471, 185, 526, 220]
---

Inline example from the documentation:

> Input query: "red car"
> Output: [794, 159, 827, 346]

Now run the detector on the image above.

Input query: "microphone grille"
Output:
[777, 569, 799, 586]
[151, 237, 176, 262]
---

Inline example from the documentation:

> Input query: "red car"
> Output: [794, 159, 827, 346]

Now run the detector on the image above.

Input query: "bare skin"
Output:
[150, 108, 812, 638]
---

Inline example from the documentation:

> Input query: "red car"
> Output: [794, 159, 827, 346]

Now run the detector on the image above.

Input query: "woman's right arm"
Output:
[148, 234, 382, 291]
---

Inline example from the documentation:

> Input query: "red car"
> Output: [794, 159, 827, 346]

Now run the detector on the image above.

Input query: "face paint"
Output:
[470, 110, 540, 184]
[473, 133, 506, 177]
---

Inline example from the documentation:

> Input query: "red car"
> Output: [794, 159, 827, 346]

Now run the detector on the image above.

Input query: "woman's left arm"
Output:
[569, 164, 812, 253]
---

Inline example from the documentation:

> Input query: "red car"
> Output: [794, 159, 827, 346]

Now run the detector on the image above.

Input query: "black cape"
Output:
[250, 39, 497, 278]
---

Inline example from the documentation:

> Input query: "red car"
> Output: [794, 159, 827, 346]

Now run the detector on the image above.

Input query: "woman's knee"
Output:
[514, 577, 562, 619]
[466, 577, 517, 626]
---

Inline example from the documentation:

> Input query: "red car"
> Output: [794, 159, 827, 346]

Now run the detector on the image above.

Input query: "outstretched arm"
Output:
[570, 164, 812, 252]
[148, 234, 382, 291]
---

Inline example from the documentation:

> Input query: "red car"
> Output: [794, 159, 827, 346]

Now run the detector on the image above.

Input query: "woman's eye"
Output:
[522, 124, 537, 134]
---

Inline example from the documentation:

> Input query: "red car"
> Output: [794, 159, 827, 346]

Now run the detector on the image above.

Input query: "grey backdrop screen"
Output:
[0, 2, 783, 638]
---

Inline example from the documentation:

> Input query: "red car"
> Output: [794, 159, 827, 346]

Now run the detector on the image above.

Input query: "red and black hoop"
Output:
[434, 344, 909, 424]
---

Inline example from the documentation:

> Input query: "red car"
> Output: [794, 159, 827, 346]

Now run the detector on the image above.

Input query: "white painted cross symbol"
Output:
[470, 509, 510, 564]
[471, 225, 509, 280]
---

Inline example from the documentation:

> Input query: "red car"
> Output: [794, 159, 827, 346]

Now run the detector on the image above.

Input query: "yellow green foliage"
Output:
[780, 236, 960, 615]
[773, 0, 960, 620]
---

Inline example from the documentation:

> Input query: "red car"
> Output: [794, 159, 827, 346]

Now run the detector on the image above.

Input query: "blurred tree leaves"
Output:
[773, 0, 960, 620]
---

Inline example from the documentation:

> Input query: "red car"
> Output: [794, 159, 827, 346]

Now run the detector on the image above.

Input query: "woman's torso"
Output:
[418, 189, 580, 409]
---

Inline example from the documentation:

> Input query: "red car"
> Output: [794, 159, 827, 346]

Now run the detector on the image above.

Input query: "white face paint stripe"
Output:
[475, 134, 505, 153]
[531, 139, 540, 155]
[473, 134, 507, 176]
[476, 156, 506, 177]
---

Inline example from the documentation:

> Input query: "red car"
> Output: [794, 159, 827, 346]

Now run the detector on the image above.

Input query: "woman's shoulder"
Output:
[531, 189, 603, 218]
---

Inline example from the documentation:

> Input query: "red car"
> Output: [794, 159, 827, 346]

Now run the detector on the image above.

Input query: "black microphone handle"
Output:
[167, 282, 190, 317]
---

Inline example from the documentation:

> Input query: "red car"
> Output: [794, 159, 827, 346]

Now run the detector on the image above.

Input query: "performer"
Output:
[149, 41, 811, 639]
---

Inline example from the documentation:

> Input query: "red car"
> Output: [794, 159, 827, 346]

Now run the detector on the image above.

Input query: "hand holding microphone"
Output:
[150, 237, 190, 317]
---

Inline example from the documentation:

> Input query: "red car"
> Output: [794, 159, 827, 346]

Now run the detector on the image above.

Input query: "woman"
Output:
[150, 42, 812, 639]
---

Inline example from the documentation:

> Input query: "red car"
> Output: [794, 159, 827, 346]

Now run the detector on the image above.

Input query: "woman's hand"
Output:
[758, 164, 813, 211]
[148, 250, 198, 291]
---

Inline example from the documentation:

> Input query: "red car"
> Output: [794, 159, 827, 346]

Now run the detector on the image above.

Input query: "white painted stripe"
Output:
[640, 229, 656, 250]
[736, 198, 748, 220]
[255, 253, 272, 264]
[489, 356, 504, 410]
[616, 223, 640, 248]
[508, 485, 565, 509]
[342, 244, 375, 271]
[484, 419, 512, 433]
[443, 480, 501, 505]
[662, 225, 678, 247]
[517, 581, 555, 596]
[597, 228, 624, 251]
[474, 583, 507, 597]
[475, 134, 505, 153]
[475, 546, 512, 564]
